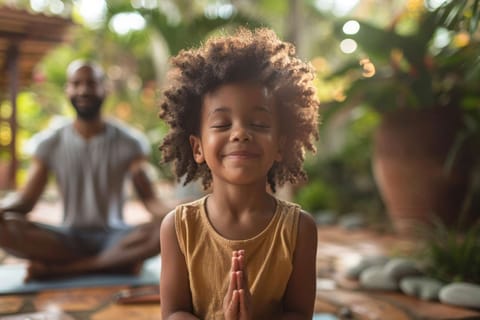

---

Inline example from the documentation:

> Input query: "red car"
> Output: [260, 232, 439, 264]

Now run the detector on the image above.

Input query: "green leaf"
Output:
[471, 0, 480, 33]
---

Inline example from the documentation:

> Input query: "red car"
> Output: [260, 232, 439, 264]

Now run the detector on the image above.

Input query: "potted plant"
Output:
[323, 1, 480, 233]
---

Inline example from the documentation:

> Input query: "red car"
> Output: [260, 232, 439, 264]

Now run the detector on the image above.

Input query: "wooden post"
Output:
[6, 43, 18, 189]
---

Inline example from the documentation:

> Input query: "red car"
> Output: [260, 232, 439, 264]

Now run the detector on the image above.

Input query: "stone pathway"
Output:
[314, 226, 480, 319]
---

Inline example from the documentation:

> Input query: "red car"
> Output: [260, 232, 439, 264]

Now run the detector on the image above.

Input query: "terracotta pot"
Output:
[373, 106, 474, 234]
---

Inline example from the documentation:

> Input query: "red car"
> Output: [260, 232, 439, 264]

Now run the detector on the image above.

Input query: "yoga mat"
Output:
[312, 314, 338, 320]
[0, 256, 160, 295]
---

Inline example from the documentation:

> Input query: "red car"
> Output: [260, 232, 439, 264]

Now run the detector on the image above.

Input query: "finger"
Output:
[232, 256, 240, 272]
[232, 290, 239, 310]
[232, 250, 240, 261]
[226, 269, 237, 300]
[237, 289, 247, 318]
[238, 269, 251, 302]
[237, 255, 248, 286]
[237, 252, 244, 270]
[226, 290, 239, 319]
[234, 271, 241, 290]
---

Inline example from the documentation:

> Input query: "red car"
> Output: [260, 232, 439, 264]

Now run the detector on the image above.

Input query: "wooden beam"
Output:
[6, 43, 18, 189]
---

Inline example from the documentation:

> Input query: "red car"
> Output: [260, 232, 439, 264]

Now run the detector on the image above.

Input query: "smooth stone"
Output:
[384, 258, 422, 281]
[439, 282, 480, 309]
[339, 213, 366, 230]
[360, 265, 398, 290]
[400, 276, 444, 301]
[315, 211, 337, 225]
[345, 256, 389, 280]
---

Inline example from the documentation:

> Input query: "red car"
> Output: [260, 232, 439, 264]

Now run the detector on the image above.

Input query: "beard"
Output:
[70, 96, 104, 121]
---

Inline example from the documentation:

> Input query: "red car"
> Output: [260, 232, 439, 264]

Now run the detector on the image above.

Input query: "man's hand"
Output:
[223, 250, 252, 320]
[0, 157, 49, 217]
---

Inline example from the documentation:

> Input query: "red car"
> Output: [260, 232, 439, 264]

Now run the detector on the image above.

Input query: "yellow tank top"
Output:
[175, 195, 300, 319]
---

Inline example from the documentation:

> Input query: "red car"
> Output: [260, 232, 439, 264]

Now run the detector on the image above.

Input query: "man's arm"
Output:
[129, 157, 170, 221]
[0, 157, 49, 216]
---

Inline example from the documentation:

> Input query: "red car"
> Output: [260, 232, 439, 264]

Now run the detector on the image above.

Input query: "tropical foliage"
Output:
[324, 0, 480, 118]
[4, 0, 462, 221]
[418, 219, 480, 283]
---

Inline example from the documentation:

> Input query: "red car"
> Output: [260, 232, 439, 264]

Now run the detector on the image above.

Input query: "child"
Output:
[159, 27, 320, 319]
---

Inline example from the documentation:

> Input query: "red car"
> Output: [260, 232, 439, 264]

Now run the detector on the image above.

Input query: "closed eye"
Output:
[251, 122, 270, 129]
[210, 123, 231, 129]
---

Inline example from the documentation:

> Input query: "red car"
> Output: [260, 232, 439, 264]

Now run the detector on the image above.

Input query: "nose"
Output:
[230, 123, 252, 142]
[77, 83, 90, 95]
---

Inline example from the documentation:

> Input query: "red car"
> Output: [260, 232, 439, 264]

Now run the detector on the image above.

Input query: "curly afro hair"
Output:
[159, 27, 319, 192]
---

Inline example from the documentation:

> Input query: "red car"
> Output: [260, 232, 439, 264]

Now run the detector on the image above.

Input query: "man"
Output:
[0, 60, 168, 280]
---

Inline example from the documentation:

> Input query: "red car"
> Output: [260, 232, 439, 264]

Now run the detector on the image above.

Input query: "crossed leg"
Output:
[0, 212, 161, 281]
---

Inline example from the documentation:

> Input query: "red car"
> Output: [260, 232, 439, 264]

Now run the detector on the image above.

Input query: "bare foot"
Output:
[26, 261, 55, 282]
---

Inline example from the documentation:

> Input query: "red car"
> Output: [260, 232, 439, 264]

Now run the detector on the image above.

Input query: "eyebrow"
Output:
[207, 107, 230, 117]
[208, 105, 271, 117]
[254, 105, 271, 113]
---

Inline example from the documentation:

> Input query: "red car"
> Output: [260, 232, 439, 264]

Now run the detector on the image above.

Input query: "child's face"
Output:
[190, 82, 283, 187]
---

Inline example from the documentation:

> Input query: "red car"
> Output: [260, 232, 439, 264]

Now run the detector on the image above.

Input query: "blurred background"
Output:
[1, 0, 479, 233]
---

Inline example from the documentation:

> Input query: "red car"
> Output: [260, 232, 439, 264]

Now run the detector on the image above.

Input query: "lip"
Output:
[74, 97, 94, 106]
[77, 96, 93, 103]
[224, 150, 260, 158]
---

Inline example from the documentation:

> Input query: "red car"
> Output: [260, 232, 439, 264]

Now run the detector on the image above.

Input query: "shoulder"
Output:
[160, 209, 176, 235]
[294, 209, 317, 258]
[107, 118, 147, 141]
[106, 118, 150, 154]
[277, 198, 317, 241]
[174, 197, 206, 222]
[161, 196, 206, 254]
[298, 209, 317, 236]
[277, 198, 315, 223]
[170, 196, 207, 237]
[160, 209, 182, 255]
[276, 198, 313, 225]
[24, 119, 72, 155]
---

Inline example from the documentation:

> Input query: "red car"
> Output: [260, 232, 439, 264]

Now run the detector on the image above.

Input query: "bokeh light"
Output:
[340, 39, 358, 54]
[343, 20, 360, 35]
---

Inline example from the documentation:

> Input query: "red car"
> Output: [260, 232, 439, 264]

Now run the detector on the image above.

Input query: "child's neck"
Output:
[206, 183, 277, 240]
[211, 179, 272, 206]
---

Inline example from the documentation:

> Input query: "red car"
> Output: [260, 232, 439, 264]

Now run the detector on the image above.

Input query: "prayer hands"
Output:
[223, 250, 252, 320]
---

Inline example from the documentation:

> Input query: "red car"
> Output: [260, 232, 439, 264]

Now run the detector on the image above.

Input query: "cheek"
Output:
[202, 134, 222, 157]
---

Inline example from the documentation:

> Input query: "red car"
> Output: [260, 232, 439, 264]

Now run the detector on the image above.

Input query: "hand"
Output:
[223, 250, 252, 320]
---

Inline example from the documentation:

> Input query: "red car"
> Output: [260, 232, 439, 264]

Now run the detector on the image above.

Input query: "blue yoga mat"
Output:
[0, 255, 160, 294]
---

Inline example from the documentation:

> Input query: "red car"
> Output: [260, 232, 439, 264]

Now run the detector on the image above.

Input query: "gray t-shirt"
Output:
[30, 119, 150, 229]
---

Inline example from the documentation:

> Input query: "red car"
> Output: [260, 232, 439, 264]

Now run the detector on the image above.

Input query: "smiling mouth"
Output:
[224, 151, 259, 158]
[76, 97, 94, 104]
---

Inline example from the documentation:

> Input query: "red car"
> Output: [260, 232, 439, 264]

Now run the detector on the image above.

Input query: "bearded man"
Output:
[0, 60, 168, 280]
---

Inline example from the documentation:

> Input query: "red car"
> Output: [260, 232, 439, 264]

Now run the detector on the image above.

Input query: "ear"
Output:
[275, 135, 286, 162]
[189, 135, 205, 164]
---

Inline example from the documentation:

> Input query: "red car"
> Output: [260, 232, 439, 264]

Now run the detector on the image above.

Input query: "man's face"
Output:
[65, 65, 105, 120]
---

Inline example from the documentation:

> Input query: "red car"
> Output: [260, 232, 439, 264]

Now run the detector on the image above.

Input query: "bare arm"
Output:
[280, 211, 318, 320]
[129, 157, 170, 221]
[160, 211, 199, 319]
[0, 157, 48, 216]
